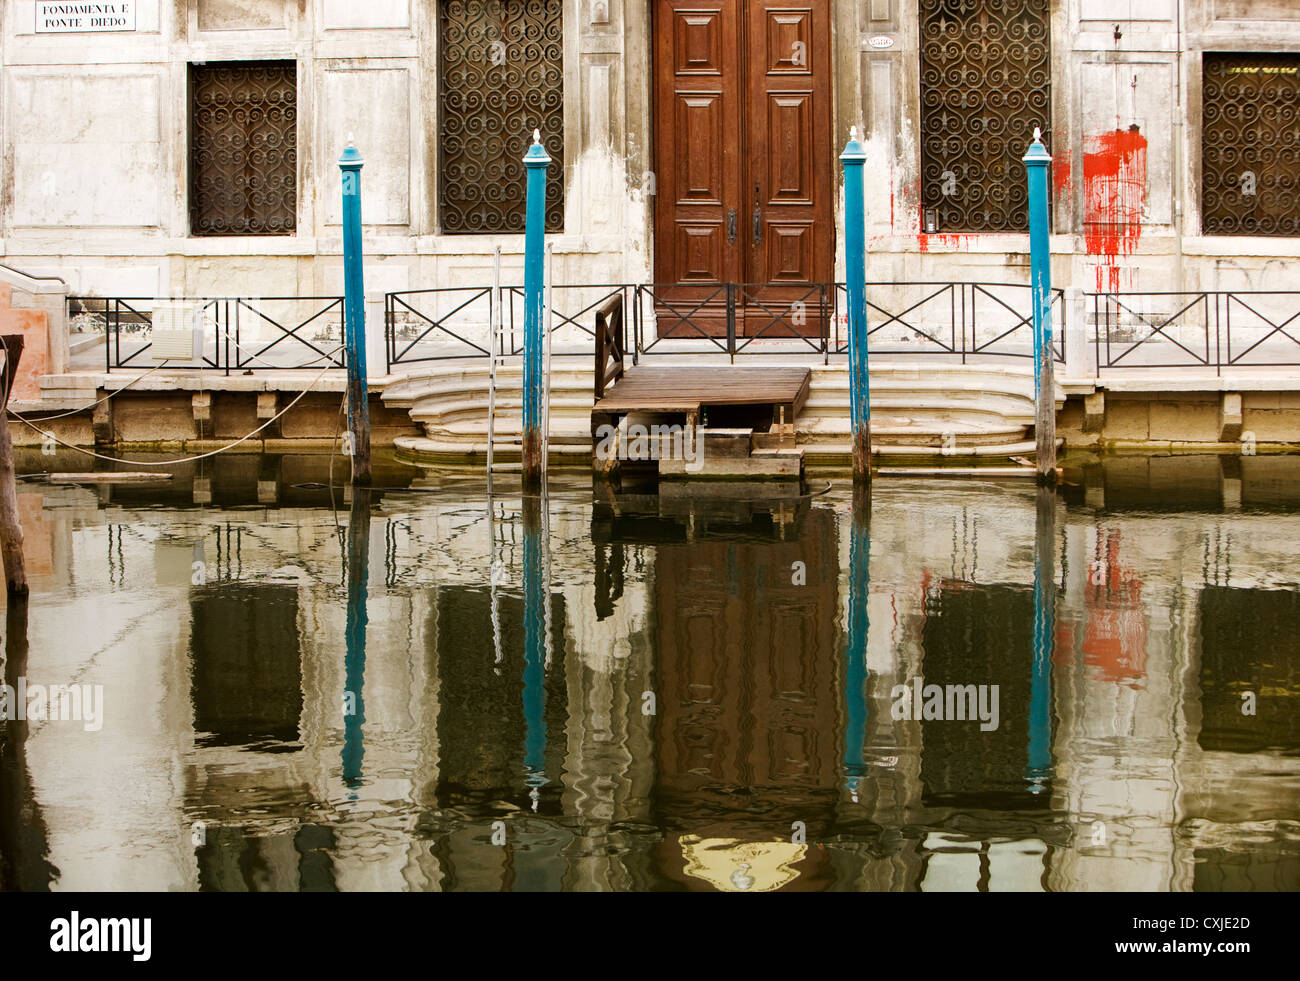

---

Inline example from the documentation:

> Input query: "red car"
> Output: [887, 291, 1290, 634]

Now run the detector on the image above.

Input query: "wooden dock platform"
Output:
[589, 295, 810, 478]
[592, 366, 811, 421]
[591, 365, 811, 478]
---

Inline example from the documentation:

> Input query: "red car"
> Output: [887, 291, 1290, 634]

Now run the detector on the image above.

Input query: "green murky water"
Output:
[1, 453, 1297, 891]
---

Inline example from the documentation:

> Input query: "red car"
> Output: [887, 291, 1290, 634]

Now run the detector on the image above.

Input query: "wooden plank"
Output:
[47, 472, 175, 484]
[877, 466, 1064, 480]
[594, 366, 811, 414]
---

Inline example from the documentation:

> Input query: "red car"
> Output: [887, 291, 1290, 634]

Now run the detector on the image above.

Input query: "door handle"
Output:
[752, 184, 762, 243]
[727, 209, 737, 243]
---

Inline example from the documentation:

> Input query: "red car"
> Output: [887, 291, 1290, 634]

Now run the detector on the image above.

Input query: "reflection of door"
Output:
[651, 508, 840, 890]
[652, 0, 833, 336]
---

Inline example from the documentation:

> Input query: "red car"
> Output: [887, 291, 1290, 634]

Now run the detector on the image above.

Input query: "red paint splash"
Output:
[917, 233, 968, 253]
[1052, 156, 1071, 197]
[1083, 127, 1148, 292]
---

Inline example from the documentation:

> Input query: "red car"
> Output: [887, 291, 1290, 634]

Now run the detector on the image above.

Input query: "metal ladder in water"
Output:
[486, 243, 555, 680]
[487, 243, 553, 482]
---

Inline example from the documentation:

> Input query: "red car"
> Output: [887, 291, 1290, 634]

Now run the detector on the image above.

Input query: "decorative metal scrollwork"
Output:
[919, 0, 1051, 233]
[439, 0, 565, 234]
[190, 62, 297, 236]
[1202, 53, 1300, 237]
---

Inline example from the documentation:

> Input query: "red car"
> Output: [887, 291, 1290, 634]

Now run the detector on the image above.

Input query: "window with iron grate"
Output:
[189, 61, 297, 237]
[438, 0, 564, 234]
[1202, 53, 1300, 237]
[918, 0, 1051, 233]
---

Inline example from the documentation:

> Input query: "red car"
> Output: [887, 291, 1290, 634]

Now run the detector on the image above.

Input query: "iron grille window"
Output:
[1202, 53, 1300, 237]
[438, 0, 564, 234]
[189, 61, 297, 236]
[918, 0, 1051, 233]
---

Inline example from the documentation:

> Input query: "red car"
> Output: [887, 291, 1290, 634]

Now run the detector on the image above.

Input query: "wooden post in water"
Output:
[339, 137, 372, 486]
[841, 129, 871, 481]
[0, 335, 28, 596]
[521, 130, 551, 490]
[1024, 128, 1057, 485]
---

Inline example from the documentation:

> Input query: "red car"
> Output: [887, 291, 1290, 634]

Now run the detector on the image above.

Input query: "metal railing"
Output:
[69, 296, 346, 373]
[831, 282, 1066, 363]
[386, 283, 635, 369]
[387, 280, 1068, 367]
[504, 284, 631, 356]
[1090, 291, 1300, 374]
[386, 286, 494, 366]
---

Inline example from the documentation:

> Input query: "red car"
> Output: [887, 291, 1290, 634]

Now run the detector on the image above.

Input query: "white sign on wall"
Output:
[35, 1, 136, 33]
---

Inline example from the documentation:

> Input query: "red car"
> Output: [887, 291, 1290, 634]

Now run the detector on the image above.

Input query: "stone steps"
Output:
[383, 358, 1060, 459]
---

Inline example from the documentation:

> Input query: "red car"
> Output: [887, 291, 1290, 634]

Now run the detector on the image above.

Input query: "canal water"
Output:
[1, 453, 1297, 891]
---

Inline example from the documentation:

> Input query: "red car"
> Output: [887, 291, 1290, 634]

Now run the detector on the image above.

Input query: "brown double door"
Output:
[653, 0, 834, 337]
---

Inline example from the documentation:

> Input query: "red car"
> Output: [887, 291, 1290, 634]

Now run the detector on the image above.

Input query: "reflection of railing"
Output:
[1090, 291, 1300, 374]
[70, 296, 346, 373]
[831, 282, 1066, 363]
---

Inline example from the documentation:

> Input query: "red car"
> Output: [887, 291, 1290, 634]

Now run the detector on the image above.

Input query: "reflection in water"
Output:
[3, 458, 1300, 891]
[1027, 487, 1056, 794]
[843, 486, 871, 805]
[0, 598, 58, 890]
[343, 489, 371, 789]
[521, 495, 549, 808]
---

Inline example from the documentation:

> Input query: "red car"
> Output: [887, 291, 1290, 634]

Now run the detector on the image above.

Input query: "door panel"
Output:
[742, 1, 832, 335]
[654, 2, 742, 332]
[653, 0, 832, 338]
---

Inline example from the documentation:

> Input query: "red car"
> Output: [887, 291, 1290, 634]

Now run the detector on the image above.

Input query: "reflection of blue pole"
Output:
[1027, 487, 1054, 793]
[522, 496, 547, 804]
[1023, 129, 1056, 483]
[843, 486, 872, 801]
[339, 138, 371, 485]
[342, 489, 371, 789]
[842, 129, 870, 481]
[521, 130, 551, 489]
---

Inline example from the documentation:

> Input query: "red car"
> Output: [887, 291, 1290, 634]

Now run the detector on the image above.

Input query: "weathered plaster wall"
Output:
[0, 0, 1297, 332]
[0, 0, 648, 312]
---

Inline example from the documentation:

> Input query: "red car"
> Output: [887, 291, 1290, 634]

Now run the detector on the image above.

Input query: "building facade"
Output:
[0, 0, 1297, 321]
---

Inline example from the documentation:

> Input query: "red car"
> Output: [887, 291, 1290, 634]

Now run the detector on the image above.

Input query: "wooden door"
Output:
[652, 0, 833, 338]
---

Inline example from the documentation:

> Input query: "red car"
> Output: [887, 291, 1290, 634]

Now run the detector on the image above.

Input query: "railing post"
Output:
[522, 129, 550, 490]
[365, 293, 385, 377]
[1023, 127, 1056, 485]
[842, 127, 871, 481]
[1064, 286, 1092, 379]
[542, 242, 554, 482]
[339, 135, 371, 485]
[726, 284, 736, 363]
[385, 293, 393, 372]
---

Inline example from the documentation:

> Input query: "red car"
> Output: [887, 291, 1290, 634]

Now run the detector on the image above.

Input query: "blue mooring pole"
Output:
[522, 129, 551, 489]
[842, 128, 870, 481]
[339, 136, 371, 485]
[1024, 127, 1056, 485]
